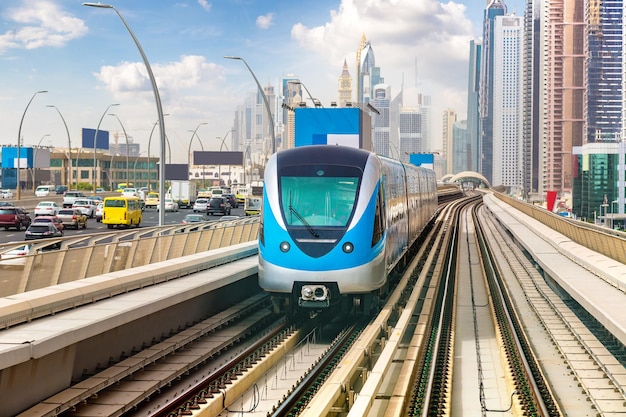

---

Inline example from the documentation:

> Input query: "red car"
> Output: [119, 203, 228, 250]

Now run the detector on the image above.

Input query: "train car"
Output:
[258, 145, 437, 313]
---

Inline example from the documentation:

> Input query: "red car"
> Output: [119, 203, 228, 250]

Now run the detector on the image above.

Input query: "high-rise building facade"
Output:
[492, 14, 523, 192]
[466, 40, 482, 172]
[586, 0, 623, 143]
[452, 120, 468, 174]
[399, 108, 421, 163]
[539, 0, 585, 194]
[442, 109, 457, 175]
[372, 84, 391, 156]
[356, 34, 383, 105]
[479, 0, 507, 184]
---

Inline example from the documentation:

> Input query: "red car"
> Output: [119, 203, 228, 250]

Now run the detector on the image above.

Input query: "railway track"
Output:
[20, 193, 626, 416]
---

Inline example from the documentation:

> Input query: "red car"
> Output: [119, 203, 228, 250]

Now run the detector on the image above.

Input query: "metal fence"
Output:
[494, 192, 626, 264]
[0, 218, 260, 297]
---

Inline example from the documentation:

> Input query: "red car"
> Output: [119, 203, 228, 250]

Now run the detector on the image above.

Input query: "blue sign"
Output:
[82, 128, 110, 150]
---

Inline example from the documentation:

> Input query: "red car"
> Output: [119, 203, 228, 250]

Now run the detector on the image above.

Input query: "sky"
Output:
[0, 0, 526, 164]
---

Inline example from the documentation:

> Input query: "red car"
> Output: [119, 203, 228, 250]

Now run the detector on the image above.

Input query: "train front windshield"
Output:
[280, 166, 360, 228]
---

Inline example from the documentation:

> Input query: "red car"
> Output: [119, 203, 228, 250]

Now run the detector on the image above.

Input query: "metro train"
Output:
[258, 145, 438, 313]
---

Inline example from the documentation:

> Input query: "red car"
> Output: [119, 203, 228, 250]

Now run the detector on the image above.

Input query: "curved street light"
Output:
[31, 134, 51, 192]
[108, 113, 130, 190]
[84, 2, 167, 225]
[46, 105, 73, 191]
[288, 80, 322, 107]
[91, 103, 119, 193]
[224, 56, 276, 154]
[188, 122, 207, 183]
[16, 90, 47, 200]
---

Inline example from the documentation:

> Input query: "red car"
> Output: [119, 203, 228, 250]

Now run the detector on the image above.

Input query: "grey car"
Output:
[57, 209, 87, 230]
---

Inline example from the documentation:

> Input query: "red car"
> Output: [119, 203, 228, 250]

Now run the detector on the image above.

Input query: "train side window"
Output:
[372, 187, 384, 246]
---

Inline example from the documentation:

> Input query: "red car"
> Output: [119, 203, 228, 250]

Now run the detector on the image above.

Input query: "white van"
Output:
[35, 185, 56, 197]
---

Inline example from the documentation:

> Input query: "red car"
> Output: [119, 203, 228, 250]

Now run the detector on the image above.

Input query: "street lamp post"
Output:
[108, 113, 130, 190]
[91, 103, 119, 193]
[31, 134, 51, 192]
[288, 80, 322, 107]
[224, 56, 276, 154]
[16, 90, 47, 200]
[47, 105, 72, 191]
[188, 123, 207, 184]
[147, 115, 171, 192]
[84, 2, 167, 226]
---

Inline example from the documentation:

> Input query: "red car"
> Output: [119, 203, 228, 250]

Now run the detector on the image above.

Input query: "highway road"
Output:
[0, 204, 247, 246]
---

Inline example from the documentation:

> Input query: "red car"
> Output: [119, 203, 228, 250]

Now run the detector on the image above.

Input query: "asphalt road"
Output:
[0, 198, 247, 246]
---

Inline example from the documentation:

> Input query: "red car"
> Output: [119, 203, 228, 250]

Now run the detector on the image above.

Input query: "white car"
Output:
[0, 244, 34, 266]
[121, 187, 139, 198]
[193, 198, 209, 212]
[157, 198, 179, 212]
[34, 201, 60, 216]
[0, 189, 14, 199]
[95, 203, 104, 222]
[72, 199, 97, 218]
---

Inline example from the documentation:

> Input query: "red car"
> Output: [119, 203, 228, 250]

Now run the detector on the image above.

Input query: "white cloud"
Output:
[290, 0, 476, 147]
[256, 13, 274, 30]
[0, 0, 87, 53]
[197, 0, 212, 12]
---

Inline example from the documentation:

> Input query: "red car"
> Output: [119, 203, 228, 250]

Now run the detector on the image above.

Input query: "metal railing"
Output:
[493, 193, 626, 264]
[0, 217, 260, 297]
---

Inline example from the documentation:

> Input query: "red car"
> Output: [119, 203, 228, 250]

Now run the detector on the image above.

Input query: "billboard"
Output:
[294, 107, 372, 150]
[82, 128, 110, 150]
[156, 164, 190, 181]
[409, 153, 435, 169]
[193, 151, 243, 166]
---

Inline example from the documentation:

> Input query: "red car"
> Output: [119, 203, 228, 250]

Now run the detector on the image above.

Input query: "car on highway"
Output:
[182, 213, 208, 224]
[0, 207, 31, 230]
[55, 185, 68, 194]
[145, 192, 159, 209]
[34, 201, 60, 216]
[72, 199, 97, 218]
[57, 208, 87, 229]
[121, 187, 139, 198]
[25, 222, 63, 243]
[223, 193, 239, 208]
[63, 191, 86, 208]
[95, 203, 103, 222]
[96, 187, 105, 193]
[0, 201, 14, 208]
[157, 198, 179, 212]
[207, 196, 231, 216]
[33, 215, 64, 232]
[35, 185, 56, 197]
[0, 244, 34, 266]
[192, 198, 209, 212]
[1, 189, 14, 199]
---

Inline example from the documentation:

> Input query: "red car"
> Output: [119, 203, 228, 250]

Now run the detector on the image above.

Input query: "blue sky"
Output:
[0, 0, 525, 163]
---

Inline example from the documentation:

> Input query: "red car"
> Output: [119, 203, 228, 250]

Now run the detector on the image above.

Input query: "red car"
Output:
[33, 216, 65, 233]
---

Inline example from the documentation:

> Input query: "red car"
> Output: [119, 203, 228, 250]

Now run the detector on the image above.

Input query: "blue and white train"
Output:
[258, 145, 438, 312]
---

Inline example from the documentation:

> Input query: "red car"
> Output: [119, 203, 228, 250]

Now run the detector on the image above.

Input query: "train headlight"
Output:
[280, 241, 291, 252]
[342, 242, 354, 253]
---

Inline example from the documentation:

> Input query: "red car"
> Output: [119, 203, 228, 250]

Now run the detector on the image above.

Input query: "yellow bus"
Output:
[102, 196, 142, 228]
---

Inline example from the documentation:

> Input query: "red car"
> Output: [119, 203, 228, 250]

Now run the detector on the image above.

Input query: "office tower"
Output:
[281, 75, 301, 150]
[372, 84, 391, 157]
[540, 0, 585, 194]
[452, 120, 469, 174]
[479, 0, 507, 184]
[523, 0, 541, 195]
[493, 14, 523, 192]
[338, 59, 352, 107]
[587, 0, 622, 143]
[466, 40, 482, 173]
[356, 34, 383, 104]
[442, 109, 457, 175]
[419, 94, 432, 152]
[399, 108, 421, 163]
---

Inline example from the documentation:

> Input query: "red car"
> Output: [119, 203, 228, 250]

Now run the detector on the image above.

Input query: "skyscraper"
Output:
[492, 14, 523, 192]
[372, 84, 391, 156]
[466, 40, 482, 172]
[442, 109, 457, 175]
[356, 34, 383, 105]
[540, 0, 585, 194]
[587, 0, 622, 143]
[479, 0, 507, 184]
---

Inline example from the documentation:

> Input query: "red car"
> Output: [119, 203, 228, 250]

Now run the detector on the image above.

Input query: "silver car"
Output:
[72, 199, 97, 218]
[193, 198, 209, 212]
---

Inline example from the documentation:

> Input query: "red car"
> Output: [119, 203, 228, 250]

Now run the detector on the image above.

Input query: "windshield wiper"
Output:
[289, 205, 319, 238]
